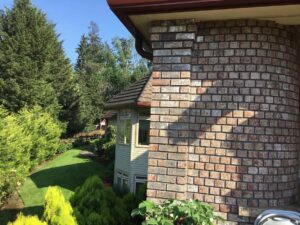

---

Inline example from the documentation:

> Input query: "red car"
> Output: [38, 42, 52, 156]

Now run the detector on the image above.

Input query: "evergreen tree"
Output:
[0, 0, 78, 133]
[75, 23, 107, 130]
[74, 22, 150, 131]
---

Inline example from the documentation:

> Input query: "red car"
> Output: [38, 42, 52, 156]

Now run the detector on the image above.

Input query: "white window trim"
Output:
[136, 116, 150, 148]
[134, 175, 147, 194]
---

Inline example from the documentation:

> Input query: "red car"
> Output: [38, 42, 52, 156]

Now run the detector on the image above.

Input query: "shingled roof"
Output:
[104, 75, 152, 110]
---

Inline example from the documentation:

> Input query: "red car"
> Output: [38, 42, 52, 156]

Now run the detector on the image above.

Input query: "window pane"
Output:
[135, 182, 144, 194]
[138, 120, 150, 145]
[119, 119, 131, 144]
[117, 177, 121, 188]
[125, 119, 131, 144]
[123, 179, 129, 191]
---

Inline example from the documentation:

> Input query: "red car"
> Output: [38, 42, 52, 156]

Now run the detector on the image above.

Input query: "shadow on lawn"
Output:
[0, 206, 43, 225]
[30, 161, 103, 191]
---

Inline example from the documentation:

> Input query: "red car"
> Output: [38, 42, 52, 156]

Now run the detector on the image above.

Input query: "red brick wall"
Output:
[148, 19, 300, 225]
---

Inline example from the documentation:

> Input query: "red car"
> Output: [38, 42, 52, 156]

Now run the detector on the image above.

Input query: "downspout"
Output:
[135, 36, 153, 61]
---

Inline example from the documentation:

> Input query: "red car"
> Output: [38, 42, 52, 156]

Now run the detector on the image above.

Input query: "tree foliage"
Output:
[8, 214, 47, 225]
[0, 0, 79, 135]
[75, 22, 150, 131]
[18, 106, 62, 167]
[0, 107, 62, 206]
[0, 108, 31, 205]
[44, 187, 77, 225]
[70, 176, 130, 225]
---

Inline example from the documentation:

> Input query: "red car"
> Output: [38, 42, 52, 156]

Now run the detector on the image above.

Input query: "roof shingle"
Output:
[104, 75, 152, 109]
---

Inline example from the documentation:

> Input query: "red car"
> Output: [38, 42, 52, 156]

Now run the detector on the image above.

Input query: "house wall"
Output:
[114, 109, 149, 193]
[148, 19, 300, 225]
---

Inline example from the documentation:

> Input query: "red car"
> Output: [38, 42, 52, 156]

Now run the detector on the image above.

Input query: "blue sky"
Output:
[0, 0, 131, 64]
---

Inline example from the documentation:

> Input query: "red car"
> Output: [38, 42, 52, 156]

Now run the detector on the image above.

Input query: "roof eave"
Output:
[107, 0, 300, 59]
[104, 101, 151, 110]
[108, 0, 300, 15]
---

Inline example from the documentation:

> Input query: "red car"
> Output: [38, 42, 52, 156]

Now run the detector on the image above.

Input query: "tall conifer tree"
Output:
[75, 23, 107, 129]
[0, 0, 80, 135]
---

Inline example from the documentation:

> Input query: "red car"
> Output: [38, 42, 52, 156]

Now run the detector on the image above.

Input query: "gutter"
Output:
[107, 0, 300, 60]
[135, 36, 153, 61]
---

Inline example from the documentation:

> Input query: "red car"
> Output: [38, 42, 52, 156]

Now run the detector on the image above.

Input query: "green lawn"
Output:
[0, 148, 106, 224]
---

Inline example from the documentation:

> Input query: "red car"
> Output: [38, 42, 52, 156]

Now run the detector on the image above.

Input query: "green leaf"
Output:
[146, 218, 158, 225]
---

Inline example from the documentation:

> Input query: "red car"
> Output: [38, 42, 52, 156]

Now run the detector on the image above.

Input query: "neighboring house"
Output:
[104, 76, 152, 193]
[107, 1, 300, 224]
[101, 111, 117, 127]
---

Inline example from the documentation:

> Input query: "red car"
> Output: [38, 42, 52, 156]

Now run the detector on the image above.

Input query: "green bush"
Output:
[72, 138, 86, 148]
[57, 139, 73, 154]
[18, 106, 62, 167]
[0, 108, 31, 206]
[9, 186, 77, 225]
[132, 199, 224, 225]
[103, 161, 114, 183]
[70, 176, 129, 225]
[8, 214, 47, 225]
[44, 187, 77, 225]
[93, 126, 116, 160]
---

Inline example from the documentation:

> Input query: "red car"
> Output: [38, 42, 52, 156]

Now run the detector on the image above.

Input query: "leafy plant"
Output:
[131, 199, 224, 225]
[8, 214, 47, 225]
[44, 187, 77, 225]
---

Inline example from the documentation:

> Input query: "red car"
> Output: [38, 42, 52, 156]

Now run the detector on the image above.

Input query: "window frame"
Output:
[136, 116, 150, 148]
[134, 175, 147, 194]
[116, 171, 129, 191]
[118, 114, 132, 146]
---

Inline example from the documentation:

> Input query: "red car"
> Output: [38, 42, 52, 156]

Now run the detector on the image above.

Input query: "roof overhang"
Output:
[107, 0, 300, 60]
[104, 101, 151, 110]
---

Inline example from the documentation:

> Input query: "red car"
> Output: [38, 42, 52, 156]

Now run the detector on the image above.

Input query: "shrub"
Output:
[93, 126, 116, 160]
[103, 161, 114, 183]
[57, 139, 73, 154]
[18, 106, 62, 167]
[70, 176, 129, 225]
[8, 214, 47, 225]
[131, 199, 224, 225]
[72, 138, 86, 148]
[0, 108, 31, 206]
[43, 187, 77, 225]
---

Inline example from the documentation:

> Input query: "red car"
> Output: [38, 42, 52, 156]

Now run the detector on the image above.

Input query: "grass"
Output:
[0, 148, 106, 224]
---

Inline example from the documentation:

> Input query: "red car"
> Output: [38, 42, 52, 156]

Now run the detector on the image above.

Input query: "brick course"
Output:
[147, 19, 300, 225]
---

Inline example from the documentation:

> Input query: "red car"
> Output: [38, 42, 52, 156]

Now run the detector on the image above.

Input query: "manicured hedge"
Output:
[0, 106, 62, 206]
[18, 106, 62, 167]
[0, 108, 32, 205]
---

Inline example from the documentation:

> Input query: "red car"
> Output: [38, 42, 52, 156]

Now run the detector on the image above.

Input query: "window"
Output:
[119, 116, 131, 145]
[138, 119, 150, 145]
[116, 171, 129, 191]
[134, 175, 147, 194]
